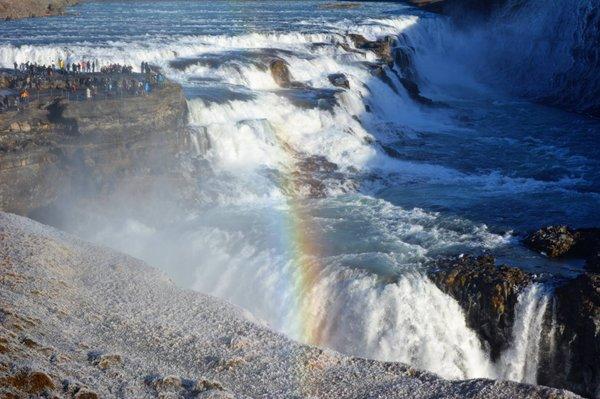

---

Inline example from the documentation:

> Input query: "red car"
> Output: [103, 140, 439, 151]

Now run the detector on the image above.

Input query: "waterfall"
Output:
[8, 1, 596, 391]
[189, 126, 211, 156]
[497, 284, 550, 384]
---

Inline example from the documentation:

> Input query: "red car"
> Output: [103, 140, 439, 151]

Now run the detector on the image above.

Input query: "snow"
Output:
[0, 212, 581, 398]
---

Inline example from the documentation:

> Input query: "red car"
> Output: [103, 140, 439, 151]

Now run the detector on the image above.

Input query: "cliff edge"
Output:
[0, 0, 78, 20]
[0, 77, 190, 217]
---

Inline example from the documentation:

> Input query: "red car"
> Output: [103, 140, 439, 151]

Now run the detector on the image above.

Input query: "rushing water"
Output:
[2, 0, 598, 384]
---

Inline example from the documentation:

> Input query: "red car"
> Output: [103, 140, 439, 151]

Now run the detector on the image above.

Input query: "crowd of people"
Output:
[1, 59, 165, 113]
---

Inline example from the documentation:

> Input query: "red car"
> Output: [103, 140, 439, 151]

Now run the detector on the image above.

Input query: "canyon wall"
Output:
[0, 83, 190, 217]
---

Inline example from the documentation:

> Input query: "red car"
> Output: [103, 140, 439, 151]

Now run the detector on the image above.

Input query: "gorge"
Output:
[0, 0, 599, 398]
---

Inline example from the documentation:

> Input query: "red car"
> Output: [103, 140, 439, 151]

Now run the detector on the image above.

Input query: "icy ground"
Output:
[0, 212, 581, 398]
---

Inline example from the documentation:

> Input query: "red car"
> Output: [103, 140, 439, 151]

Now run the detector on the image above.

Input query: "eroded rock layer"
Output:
[0, 82, 190, 217]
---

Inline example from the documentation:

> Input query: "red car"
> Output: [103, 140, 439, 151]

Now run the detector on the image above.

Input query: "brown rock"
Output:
[18, 122, 31, 132]
[348, 34, 393, 64]
[270, 59, 292, 88]
[318, 2, 361, 10]
[9, 122, 20, 132]
[0, 0, 79, 20]
[524, 225, 577, 257]
[427, 255, 531, 359]
[0, 370, 56, 395]
[348, 33, 369, 48]
[524, 225, 600, 260]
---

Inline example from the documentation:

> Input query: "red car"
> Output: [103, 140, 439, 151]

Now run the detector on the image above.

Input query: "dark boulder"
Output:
[524, 226, 600, 269]
[348, 34, 393, 65]
[427, 255, 531, 359]
[524, 225, 578, 257]
[289, 155, 341, 198]
[537, 273, 600, 398]
[328, 73, 350, 89]
[269, 59, 307, 89]
[297, 155, 338, 174]
[348, 33, 369, 49]
[270, 59, 293, 88]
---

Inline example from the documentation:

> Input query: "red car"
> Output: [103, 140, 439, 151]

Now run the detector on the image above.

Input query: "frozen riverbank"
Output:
[0, 212, 583, 398]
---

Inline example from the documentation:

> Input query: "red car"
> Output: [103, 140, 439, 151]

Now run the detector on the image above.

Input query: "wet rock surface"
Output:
[427, 255, 531, 359]
[524, 225, 600, 270]
[328, 73, 350, 89]
[524, 226, 579, 257]
[538, 273, 600, 398]
[348, 34, 393, 65]
[269, 59, 306, 89]
[427, 251, 600, 398]
[347, 33, 434, 106]
[398, 77, 434, 105]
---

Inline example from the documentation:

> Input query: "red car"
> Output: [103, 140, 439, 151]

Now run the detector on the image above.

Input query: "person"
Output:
[20, 89, 29, 104]
[13, 61, 17, 71]
[86, 86, 91, 100]
[86, 61, 91, 72]
[92, 61, 95, 73]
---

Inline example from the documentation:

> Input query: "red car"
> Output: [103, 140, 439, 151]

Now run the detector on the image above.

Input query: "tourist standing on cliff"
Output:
[19, 89, 29, 105]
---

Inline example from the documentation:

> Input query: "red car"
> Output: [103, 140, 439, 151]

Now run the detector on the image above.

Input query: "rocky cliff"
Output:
[0, 83, 190, 217]
[429, 251, 600, 398]
[428, 255, 531, 360]
[0, 0, 78, 20]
